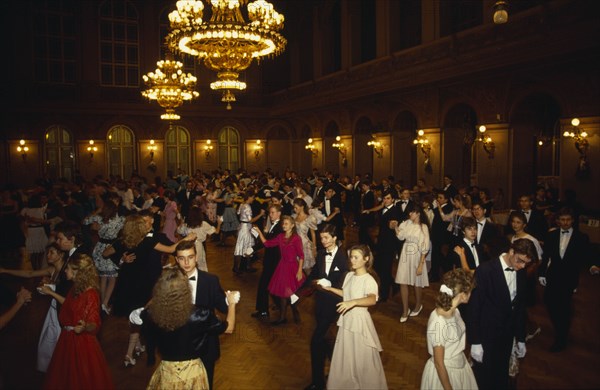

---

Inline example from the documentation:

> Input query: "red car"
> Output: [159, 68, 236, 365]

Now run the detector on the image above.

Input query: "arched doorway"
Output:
[107, 125, 135, 179]
[218, 126, 240, 172]
[44, 125, 74, 181]
[165, 125, 191, 175]
[510, 93, 561, 205]
[442, 104, 478, 187]
[392, 111, 418, 187]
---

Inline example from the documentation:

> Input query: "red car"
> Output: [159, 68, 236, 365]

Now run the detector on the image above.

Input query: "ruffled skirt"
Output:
[147, 359, 209, 390]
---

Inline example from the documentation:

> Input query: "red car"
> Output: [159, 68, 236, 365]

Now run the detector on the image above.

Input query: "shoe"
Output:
[400, 311, 411, 323]
[124, 355, 136, 367]
[409, 305, 423, 317]
[525, 327, 541, 341]
[251, 311, 269, 319]
[271, 318, 287, 326]
[101, 304, 111, 315]
[134, 345, 146, 357]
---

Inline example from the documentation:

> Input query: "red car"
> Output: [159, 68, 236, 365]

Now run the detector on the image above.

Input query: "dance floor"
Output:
[1, 226, 600, 389]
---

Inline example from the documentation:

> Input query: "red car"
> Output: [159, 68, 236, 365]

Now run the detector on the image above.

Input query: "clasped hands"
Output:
[470, 342, 526, 363]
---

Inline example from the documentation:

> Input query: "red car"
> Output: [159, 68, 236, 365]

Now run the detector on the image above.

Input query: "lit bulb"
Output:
[493, 9, 508, 24]
[571, 118, 580, 126]
[479, 125, 486, 133]
[417, 130, 424, 136]
[538, 140, 543, 146]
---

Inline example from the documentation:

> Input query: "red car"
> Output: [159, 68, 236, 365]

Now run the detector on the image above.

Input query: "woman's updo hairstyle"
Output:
[436, 268, 475, 311]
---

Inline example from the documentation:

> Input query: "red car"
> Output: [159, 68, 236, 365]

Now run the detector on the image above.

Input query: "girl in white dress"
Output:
[20, 194, 49, 269]
[292, 198, 318, 271]
[177, 205, 221, 272]
[393, 203, 430, 322]
[421, 269, 478, 390]
[233, 190, 264, 274]
[324, 244, 387, 390]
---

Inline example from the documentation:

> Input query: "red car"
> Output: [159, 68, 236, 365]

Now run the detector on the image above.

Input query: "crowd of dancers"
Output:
[0, 168, 598, 389]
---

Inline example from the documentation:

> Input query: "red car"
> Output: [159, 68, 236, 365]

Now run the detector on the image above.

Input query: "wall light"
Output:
[493, 0, 508, 24]
[147, 139, 158, 161]
[204, 140, 214, 159]
[367, 138, 383, 158]
[16, 139, 29, 162]
[305, 138, 318, 157]
[477, 126, 495, 158]
[564, 118, 590, 175]
[254, 140, 263, 160]
[87, 140, 98, 160]
[332, 136, 348, 166]
[413, 130, 431, 167]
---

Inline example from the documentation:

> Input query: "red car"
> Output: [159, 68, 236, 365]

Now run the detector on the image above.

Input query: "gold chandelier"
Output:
[166, 0, 286, 109]
[142, 59, 200, 120]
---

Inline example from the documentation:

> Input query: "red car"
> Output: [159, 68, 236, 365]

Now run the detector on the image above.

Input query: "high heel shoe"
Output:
[134, 345, 146, 357]
[101, 304, 111, 315]
[124, 355, 136, 367]
[409, 305, 423, 317]
[400, 310, 411, 323]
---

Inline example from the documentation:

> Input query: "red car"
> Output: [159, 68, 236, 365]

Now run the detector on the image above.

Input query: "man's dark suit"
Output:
[307, 247, 348, 388]
[468, 257, 527, 390]
[476, 220, 506, 261]
[450, 239, 485, 270]
[430, 202, 453, 279]
[505, 209, 548, 242]
[395, 199, 413, 222]
[358, 190, 375, 247]
[320, 197, 345, 240]
[374, 204, 399, 301]
[195, 271, 228, 389]
[539, 228, 590, 348]
[254, 220, 283, 313]
[177, 189, 199, 218]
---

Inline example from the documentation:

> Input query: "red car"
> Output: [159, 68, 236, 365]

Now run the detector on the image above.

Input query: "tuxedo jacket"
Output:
[505, 209, 548, 242]
[539, 228, 590, 292]
[376, 204, 400, 255]
[476, 220, 506, 261]
[396, 199, 414, 222]
[178, 189, 201, 217]
[360, 190, 376, 225]
[468, 257, 526, 345]
[262, 220, 283, 264]
[449, 239, 485, 270]
[307, 247, 348, 317]
[320, 197, 345, 231]
[194, 271, 228, 362]
[431, 203, 453, 242]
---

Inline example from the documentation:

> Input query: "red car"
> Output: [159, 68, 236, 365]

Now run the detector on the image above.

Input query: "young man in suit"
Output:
[320, 185, 345, 241]
[396, 188, 413, 222]
[358, 181, 376, 247]
[176, 240, 238, 389]
[471, 201, 506, 262]
[506, 194, 548, 243]
[429, 191, 453, 281]
[468, 239, 537, 390]
[538, 207, 590, 352]
[374, 190, 400, 302]
[450, 217, 484, 271]
[251, 204, 283, 318]
[304, 224, 348, 390]
[177, 180, 200, 219]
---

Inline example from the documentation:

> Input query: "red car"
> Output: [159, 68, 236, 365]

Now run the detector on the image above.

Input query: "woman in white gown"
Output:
[20, 194, 49, 269]
[177, 205, 221, 272]
[393, 203, 430, 323]
[324, 244, 387, 390]
[293, 198, 318, 272]
[233, 190, 264, 274]
[421, 269, 478, 390]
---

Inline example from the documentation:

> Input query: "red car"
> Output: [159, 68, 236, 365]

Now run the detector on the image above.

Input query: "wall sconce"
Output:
[254, 140, 263, 160]
[332, 136, 348, 166]
[204, 140, 214, 159]
[367, 138, 383, 158]
[493, 0, 508, 24]
[147, 139, 158, 161]
[305, 138, 318, 157]
[564, 118, 590, 176]
[478, 126, 495, 159]
[413, 130, 431, 167]
[16, 139, 29, 162]
[86, 140, 98, 160]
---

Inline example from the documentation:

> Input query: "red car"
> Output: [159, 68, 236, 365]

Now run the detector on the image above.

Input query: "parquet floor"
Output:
[1, 225, 600, 389]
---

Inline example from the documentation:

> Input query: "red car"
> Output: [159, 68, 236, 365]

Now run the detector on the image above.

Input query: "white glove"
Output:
[471, 344, 484, 363]
[516, 342, 526, 358]
[538, 277, 547, 286]
[432, 199, 439, 208]
[317, 278, 332, 288]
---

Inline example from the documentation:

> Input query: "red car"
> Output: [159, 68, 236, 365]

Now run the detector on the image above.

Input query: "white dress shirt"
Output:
[500, 255, 517, 301]
[476, 218, 486, 243]
[464, 238, 480, 268]
[188, 268, 199, 303]
[325, 246, 338, 275]
[560, 228, 572, 258]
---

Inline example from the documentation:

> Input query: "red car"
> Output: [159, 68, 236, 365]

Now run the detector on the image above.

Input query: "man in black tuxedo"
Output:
[55, 221, 90, 299]
[374, 190, 399, 302]
[449, 217, 485, 271]
[176, 241, 238, 389]
[471, 201, 506, 261]
[177, 180, 200, 219]
[442, 175, 458, 199]
[304, 224, 348, 390]
[468, 239, 536, 390]
[251, 204, 283, 318]
[396, 188, 413, 222]
[430, 191, 453, 281]
[358, 181, 376, 247]
[538, 207, 590, 352]
[506, 194, 548, 243]
[320, 185, 345, 241]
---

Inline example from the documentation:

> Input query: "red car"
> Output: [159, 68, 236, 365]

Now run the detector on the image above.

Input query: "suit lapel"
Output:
[493, 259, 512, 308]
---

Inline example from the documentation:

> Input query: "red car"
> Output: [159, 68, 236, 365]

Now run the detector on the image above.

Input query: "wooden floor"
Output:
[2, 225, 600, 389]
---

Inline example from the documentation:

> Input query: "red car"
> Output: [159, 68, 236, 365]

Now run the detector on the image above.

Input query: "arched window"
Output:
[99, 0, 139, 86]
[218, 126, 240, 172]
[107, 125, 135, 178]
[44, 125, 74, 180]
[165, 125, 191, 175]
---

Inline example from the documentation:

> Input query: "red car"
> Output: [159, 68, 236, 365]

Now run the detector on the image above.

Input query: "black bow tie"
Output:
[189, 276, 196, 281]
[477, 222, 483, 226]
[326, 252, 333, 257]
[562, 230, 570, 234]
[471, 243, 476, 248]
[505, 267, 515, 272]
[401, 200, 407, 204]
[522, 210, 530, 214]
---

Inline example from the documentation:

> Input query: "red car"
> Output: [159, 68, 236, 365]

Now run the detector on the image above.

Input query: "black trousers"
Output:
[544, 285, 573, 346]
[374, 250, 396, 300]
[310, 311, 337, 387]
[474, 334, 513, 390]
[255, 257, 279, 312]
[202, 356, 216, 390]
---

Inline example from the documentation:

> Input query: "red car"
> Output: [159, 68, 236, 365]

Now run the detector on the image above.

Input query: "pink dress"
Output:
[266, 234, 306, 298]
[162, 200, 178, 242]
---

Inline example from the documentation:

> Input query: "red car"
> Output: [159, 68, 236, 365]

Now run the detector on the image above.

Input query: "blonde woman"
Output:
[141, 268, 236, 389]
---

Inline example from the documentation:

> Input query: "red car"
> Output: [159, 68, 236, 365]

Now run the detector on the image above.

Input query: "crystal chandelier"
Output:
[142, 59, 200, 120]
[166, 0, 286, 109]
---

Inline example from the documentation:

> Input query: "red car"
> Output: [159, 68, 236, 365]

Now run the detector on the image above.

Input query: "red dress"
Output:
[266, 234, 306, 297]
[44, 288, 114, 390]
